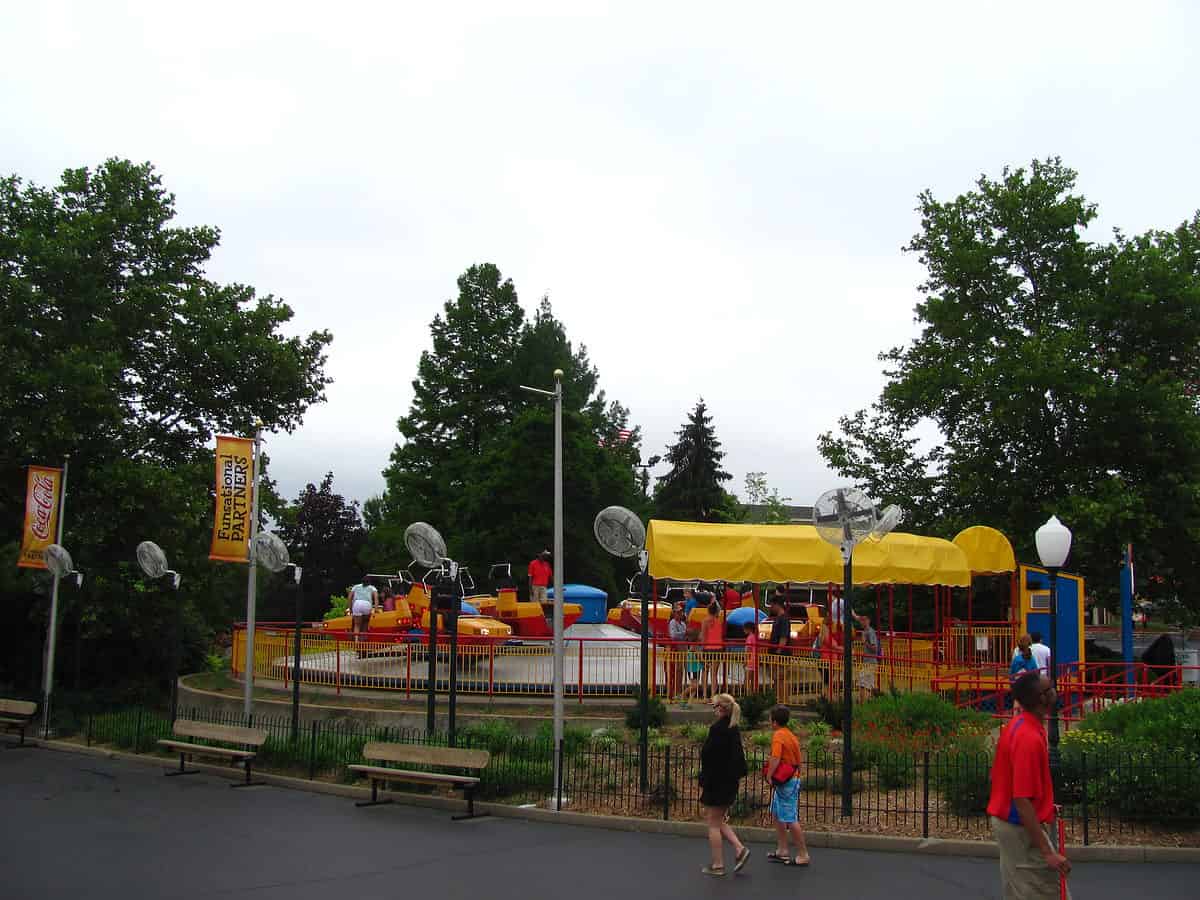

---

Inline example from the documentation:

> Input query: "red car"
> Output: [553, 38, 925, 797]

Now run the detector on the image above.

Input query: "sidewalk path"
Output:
[2, 748, 1196, 899]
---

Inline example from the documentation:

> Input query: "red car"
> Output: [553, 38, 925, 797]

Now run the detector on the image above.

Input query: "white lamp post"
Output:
[1035, 514, 1072, 767]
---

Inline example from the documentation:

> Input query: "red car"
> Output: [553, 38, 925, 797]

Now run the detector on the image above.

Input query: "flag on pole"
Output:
[18, 466, 63, 568]
[210, 435, 255, 562]
[597, 428, 633, 448]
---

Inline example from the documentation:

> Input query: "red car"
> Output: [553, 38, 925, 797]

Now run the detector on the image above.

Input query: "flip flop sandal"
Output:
[701, 866, 726, 877]
[733, 847, 751, 872]
[766, 851, 790, 863]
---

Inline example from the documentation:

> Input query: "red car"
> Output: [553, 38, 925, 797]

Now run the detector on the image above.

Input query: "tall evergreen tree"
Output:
[653, 399, 736, 522]
[380, 264, 525, 549]
[371, 275, 645, 597]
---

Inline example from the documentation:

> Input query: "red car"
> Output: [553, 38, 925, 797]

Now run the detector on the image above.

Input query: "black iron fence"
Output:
[46, 702, 1199, 845]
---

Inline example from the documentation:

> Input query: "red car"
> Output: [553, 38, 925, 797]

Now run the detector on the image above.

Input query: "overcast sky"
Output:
[6, 2, 1199, 513]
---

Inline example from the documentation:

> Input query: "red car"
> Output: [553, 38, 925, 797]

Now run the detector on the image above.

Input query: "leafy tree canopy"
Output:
[818, 158, 1200, 609]
[273, 473, 365, 621]
[0, 159, 332, 690]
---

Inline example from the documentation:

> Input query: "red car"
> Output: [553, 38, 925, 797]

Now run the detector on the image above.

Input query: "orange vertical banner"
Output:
[18, 466, 63, 568]
[209, 435, 254, 562]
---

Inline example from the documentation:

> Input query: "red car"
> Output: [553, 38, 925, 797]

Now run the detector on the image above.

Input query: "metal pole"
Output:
[171, 583, 181, 722]
[292, 568, 303, 741]
[448, 580, 459, 747]
[1120, 544, 1134, 696]
[426, 599, 438, 735]
[41, 456, 70, 735]
[1047, 565, 1061, 772]
[640, 572, 650, 791]
[243, 424, 263, 718]
[841, 548, 854, 818]
[552, 369, 565, 799]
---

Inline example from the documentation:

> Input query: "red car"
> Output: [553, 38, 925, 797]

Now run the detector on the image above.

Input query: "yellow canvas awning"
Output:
[644, 520, 970, 587]
[952, 525, 1016, 575]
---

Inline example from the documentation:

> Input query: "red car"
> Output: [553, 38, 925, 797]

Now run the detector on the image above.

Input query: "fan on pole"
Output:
[593, 505, 652, 791]
[250, 532, 308, 740]
[404, 522, 464, 743]
[41, 543, 82, 735]
[813, 488, 904, 818]
[137, 541, 183, 717]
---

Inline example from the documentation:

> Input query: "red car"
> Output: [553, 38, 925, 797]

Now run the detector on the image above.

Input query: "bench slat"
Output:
[0, 699, 37, 717]
[348, 764, 479, 785]
[0, 716, 34, 726]
[158, 739, 256, 760]
[361, 742, 489, 769]
[174, 719, 268, 747]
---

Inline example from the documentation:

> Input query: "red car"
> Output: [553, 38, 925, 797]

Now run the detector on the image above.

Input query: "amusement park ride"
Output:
[321, 564, 583, 644]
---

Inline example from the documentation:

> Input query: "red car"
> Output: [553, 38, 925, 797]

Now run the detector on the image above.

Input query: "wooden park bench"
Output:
[348, 742, 490, 819]
[157, 719, 269, 787]
[0, 699, 38, 747]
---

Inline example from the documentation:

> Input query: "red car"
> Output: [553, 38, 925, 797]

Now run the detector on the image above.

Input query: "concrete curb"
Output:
[31, 739, 1200, 864]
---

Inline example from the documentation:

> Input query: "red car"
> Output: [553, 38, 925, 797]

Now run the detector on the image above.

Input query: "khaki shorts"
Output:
[531, 585, 548, 604]
[990, 816, 1071, 900]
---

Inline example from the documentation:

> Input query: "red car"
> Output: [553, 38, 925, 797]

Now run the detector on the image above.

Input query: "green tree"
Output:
[818, 158, 1200, 609]
[0, 159, 332, 691]
[744, 471, 791, 523]
[653, 398, 736, 522]
[273, 473, 365, 621]
[371, 277, 645, 597]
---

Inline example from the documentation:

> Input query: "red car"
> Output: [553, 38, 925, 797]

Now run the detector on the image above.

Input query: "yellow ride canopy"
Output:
[644, 520, 970, 587]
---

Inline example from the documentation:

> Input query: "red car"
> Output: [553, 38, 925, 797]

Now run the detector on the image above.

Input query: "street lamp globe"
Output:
[1035, 515, 1072, 568]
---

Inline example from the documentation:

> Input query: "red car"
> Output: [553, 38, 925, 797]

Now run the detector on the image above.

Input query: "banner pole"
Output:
[243, 425, 263, 719]
[41, 456, 69, 734]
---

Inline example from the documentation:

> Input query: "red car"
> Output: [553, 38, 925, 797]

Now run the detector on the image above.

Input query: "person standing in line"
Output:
[667, 603, 688, 701]
[766, 596, 791, 691]
[764, 705, 810, 867]
[1011, 634, 1039, 681]
[527, 550, 552, 605]
[701, 600, 724, 698]
[723, 581, 742, 612]
[349, 575, 377, 653]
[856, 613, 882, 695]
[698, 693, 750, 876]
[987, 671, 1071, 898]
[682, 587, 700, 618]
[1029, 632, 1052, 676]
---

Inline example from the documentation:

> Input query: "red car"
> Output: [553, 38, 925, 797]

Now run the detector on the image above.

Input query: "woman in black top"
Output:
[698, 693, 750, 876]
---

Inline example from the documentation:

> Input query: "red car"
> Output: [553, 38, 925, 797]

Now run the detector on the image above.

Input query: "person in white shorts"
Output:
[349, 576, 377, 646]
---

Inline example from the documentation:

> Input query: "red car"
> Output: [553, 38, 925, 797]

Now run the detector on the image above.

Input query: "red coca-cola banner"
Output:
[18, 466, 62, 569]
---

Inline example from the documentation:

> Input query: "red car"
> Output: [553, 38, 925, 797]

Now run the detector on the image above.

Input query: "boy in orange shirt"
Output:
[764, 705, 810, 866]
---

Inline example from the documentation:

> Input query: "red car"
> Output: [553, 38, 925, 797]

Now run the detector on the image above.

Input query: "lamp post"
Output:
[519, 370, 565, 799]
[1035, 515, 1072, 771]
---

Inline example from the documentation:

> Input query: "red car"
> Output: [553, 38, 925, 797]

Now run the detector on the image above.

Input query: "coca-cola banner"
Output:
[209, 435, 255, 563]
[18, 465, 63, 569]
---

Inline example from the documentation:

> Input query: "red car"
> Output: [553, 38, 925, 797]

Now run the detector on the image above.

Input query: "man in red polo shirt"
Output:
[528, 550, 552, 605]
[987, 671, 1071, 898]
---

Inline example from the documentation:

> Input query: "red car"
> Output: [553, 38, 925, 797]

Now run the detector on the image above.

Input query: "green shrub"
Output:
[534, 721, 591, 753]
[812, 696, 845, 730]
[805, 721, 832, 764]
[204, 653, 226, 675]
[806, 770, 864, 795]
[935, 735, 991, 816]
[1071, 690, 1200, 755]
[590, 727, 620, 751]
[625, 697, 667, 731]
[750, 731, 773, 748]
[858, 692, 989, 750]
[739, 689, 778, 729]
[324, 593, 349, 621]
[460, 719, 520, 754]
[678, 722, 708, 743]
[873, 749, 915, 789]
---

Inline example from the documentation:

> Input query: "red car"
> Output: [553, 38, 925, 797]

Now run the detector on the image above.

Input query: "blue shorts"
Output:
[770, 776, 801, 823]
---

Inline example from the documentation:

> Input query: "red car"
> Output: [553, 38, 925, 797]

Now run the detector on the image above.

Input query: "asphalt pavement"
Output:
[2, 747, 1197, 899]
